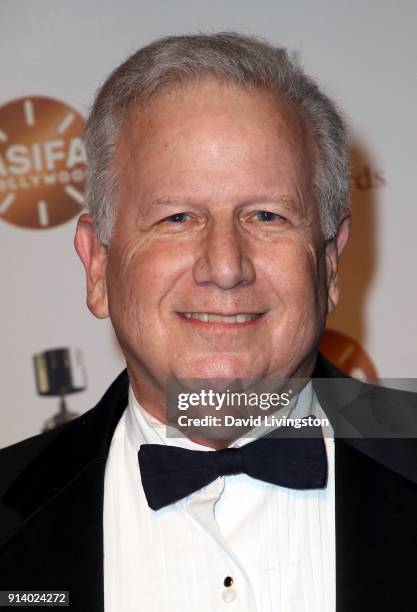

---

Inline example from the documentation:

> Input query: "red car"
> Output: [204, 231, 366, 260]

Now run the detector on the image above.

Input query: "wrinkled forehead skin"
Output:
[111, 78, 321, 243]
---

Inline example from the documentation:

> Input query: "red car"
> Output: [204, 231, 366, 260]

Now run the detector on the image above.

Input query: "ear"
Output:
[74, 214, 109, 319]
[325, 208, 351, 314]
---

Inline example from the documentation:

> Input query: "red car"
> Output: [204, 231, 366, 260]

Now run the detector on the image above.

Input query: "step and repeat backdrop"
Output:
[1, 0, 416, 447]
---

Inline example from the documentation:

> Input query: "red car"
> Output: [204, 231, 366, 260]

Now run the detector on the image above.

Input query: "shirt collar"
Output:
[126, 381, 315, 452]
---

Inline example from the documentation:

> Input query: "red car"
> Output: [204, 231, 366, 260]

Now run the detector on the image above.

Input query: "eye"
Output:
[252, 211, 285, 222]
[162, 212, 190, 223]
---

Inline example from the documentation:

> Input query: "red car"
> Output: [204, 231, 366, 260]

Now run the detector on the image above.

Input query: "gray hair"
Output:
[84, 32, 349, 245]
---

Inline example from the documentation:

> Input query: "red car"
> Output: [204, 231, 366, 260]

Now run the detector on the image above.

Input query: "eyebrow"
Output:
[139, 198, 184, 220]
[147, 196, 301, 211]
[149, 197, 185, 207]
[250, 196, 301, 213]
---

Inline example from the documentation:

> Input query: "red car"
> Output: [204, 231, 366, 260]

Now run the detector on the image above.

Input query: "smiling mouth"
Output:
[180, 312, 264, 324]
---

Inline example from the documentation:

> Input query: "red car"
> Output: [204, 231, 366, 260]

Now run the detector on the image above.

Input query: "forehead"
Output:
[114, 79, 316, 205]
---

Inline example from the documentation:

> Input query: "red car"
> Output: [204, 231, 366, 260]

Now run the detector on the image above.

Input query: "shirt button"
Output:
[222, 588, 237, 603]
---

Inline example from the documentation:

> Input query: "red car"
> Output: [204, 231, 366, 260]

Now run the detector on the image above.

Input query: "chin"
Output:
[181, 355, 255, 379]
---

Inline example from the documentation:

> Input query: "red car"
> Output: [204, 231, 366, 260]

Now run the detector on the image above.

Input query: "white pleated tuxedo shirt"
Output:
[103, 383, 335, 612]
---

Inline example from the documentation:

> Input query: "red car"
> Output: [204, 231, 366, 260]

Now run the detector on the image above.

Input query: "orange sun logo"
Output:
[320, 329, 378, 380]
[0, 96, 86, 229]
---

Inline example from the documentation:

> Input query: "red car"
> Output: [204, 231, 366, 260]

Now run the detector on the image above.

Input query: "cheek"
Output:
[106, 240, 188, 328]
[263, 239, 322, 304]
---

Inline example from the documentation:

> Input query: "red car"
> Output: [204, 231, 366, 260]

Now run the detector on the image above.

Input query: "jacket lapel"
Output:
[335, 437, 417, 611]
[0, 370, 129, 610]
[313, 355, 417, 611]
[1, 459, 107, 610]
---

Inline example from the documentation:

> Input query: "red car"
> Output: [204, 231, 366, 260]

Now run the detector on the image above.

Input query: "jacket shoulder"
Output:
[0, 370, 129, 549]
[0, 407, 98, 498]
[0, 427, 61, 497]
[0, 369, 129, 496]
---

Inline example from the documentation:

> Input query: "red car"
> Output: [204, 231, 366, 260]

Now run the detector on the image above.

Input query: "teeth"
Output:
[236, 314, 249, 323]
[183, 312, 260, 323]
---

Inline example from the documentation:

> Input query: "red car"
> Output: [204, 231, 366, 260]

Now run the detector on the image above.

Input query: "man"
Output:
[0, 33, 416, 612]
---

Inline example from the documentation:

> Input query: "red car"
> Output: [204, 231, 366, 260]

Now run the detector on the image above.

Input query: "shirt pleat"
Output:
[103, 385, 335, 612]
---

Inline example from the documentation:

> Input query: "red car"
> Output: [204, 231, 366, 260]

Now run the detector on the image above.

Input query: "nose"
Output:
[192, 220, 255, 289]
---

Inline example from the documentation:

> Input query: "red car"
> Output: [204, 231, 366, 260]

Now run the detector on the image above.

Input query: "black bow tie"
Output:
[138, 427, 327, 510]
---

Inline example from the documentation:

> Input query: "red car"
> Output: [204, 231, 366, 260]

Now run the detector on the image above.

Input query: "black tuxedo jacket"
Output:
[0, 354, 416, 611]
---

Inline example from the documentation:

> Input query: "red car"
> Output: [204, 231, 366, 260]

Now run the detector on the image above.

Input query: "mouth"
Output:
[178, 312, 265, 325]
